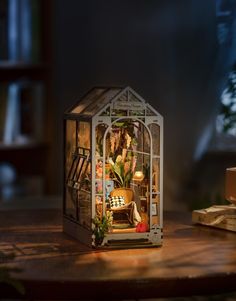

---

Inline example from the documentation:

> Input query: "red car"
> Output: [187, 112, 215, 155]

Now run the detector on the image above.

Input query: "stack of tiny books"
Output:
[192, 167, 236, 232]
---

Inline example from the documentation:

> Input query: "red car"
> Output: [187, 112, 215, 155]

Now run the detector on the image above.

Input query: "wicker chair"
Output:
[109, 188, 134, 225]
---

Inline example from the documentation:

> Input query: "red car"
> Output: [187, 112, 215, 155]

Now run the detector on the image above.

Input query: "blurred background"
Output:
[1, 0, 236, 211]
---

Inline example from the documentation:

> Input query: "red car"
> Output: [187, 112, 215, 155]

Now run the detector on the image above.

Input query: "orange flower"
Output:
[124, 161, 130, 175]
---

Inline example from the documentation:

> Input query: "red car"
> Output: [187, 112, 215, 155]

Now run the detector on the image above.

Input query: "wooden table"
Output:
[1, 209, 236, 300]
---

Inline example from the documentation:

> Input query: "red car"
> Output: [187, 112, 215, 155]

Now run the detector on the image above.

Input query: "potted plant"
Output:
[92, 212, 113, 246]
[108, 150, 136, 188]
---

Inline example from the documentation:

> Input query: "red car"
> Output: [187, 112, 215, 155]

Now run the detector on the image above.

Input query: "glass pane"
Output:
[151, 194, 159, 226]
[65, 120, 77, 219]
[65, 120, 76, 179]
[71, 88, 106, 114]
[77, 159, 91, 229]
[100, 107, 110, 116]
[111, 91, 128, 116]
[134, 151, 150, 230]
[129, 109, 145, 116]
[95, 123, 109, 218]
[66, 152, 92, 227]
[89, 88, 121, 116]
[78, 191, 91, 229]
[65, 186, 77, 220]
[152, 157, 160, 193]
[71, 88, 127, 116]
[103, 118, 151, 232]
[111, 91, 145, 116]
[129, 91, 145, 116]
[78, 121, 90, 149]
[135, 122, 151, 154]
[148, 123, 160, 156]
[65, 119, 92, 227]
[146, 106, 157, 116]
[96, 123, 109, 157]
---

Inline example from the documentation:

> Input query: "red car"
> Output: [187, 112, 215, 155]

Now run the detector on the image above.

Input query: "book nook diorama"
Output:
[192, 167, 236, 232]
[63, 87, 163, 248]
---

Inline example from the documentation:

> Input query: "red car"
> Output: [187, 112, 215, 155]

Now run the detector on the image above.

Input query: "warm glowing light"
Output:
[133, 171, 144, 181]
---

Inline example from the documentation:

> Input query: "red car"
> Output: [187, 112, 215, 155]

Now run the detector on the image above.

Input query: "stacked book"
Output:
[192, 205, 236, 232]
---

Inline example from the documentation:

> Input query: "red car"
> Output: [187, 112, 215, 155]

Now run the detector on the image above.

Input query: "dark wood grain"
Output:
[1, 209, 236, 299]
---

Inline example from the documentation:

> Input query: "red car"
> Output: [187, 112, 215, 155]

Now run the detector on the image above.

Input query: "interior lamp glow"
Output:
[133, 171, 144, 182]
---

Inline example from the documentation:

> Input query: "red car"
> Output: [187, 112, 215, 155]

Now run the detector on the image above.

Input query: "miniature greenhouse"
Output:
[63, 86, 163, 248]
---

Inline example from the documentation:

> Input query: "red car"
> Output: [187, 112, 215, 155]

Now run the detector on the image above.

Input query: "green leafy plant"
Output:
[220, 62, 236, 134]
[109, 152, 136, 188]
[92, 212, 113, 246]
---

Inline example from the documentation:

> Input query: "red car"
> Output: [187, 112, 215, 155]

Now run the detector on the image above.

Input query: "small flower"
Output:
[126, 133, 131, 148]
[124, 161, 130, 175]
[131, 156, 137, 173]
[108, 158, 115, 166]
[115, 155, 122, 163]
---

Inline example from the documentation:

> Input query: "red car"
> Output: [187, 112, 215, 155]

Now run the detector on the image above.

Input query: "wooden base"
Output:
[192, 205, 236, 232]
[63, 215, 162, 248]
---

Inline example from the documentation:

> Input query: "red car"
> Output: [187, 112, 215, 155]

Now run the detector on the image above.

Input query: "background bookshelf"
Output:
[0, 0, 53, 200]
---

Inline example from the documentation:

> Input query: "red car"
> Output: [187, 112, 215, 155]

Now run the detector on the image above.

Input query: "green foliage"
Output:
[220, 62, 236, 133]
[92, 213, 113, 246]
[109, 152, 136, 188]
[110, 120, 137, 160]
[221, 105, 236, 133]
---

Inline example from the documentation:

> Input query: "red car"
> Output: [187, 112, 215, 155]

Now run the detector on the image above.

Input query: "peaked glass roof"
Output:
[70, 87, 122, 116]
[67, 86, 160, 118]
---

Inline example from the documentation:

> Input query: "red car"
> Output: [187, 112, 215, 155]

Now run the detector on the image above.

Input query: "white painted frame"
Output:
[91, 87, 163, 245]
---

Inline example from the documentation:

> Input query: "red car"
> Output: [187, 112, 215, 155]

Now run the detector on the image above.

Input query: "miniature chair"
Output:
[109, 188, 141, 226]
[110, 188, 134, 203]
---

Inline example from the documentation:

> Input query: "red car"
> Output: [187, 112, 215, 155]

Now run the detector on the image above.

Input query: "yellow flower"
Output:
[115, 155, 123, 163]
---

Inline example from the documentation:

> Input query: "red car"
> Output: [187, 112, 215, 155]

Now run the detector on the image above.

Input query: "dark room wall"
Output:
[52, 0, 236, 210]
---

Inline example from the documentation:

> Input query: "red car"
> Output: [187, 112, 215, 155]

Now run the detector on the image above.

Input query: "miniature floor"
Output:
[111, 211, 149, 233]
[112, 227, 136, 233]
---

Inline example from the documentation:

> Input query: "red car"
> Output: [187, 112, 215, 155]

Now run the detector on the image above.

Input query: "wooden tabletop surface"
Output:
[1, 208, 236, 300]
